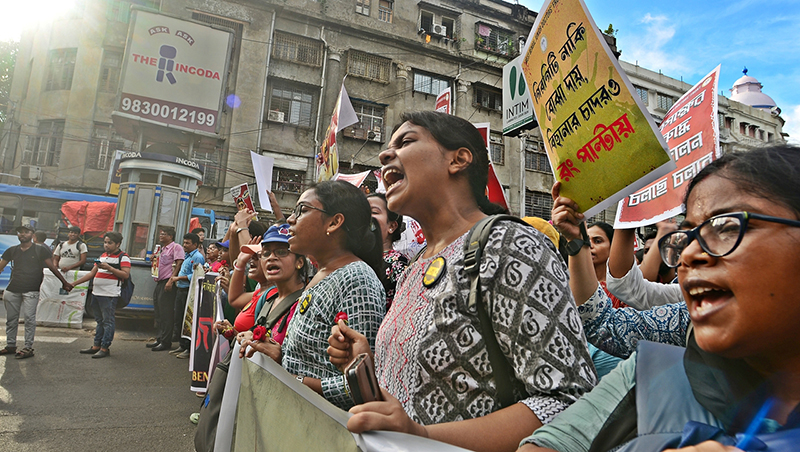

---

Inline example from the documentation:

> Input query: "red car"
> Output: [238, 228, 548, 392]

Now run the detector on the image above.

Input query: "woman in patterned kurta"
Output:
[368, 193, 409, 309]
[328, 111, 597, 452]
[240, 181, 387, 410]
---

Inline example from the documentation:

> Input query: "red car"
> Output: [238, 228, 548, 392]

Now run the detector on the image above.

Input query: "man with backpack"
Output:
[52, 226, 88, 272]
[0, 223, 73, 359]
[71, 232, 131, 359]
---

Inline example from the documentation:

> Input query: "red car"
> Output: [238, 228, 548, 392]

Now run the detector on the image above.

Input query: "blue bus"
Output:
[0, 184, 215, 314]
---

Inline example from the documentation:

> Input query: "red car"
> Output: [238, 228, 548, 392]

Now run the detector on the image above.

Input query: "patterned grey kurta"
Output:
[375, 221, 597, 425]
[282, 261, 386, 410]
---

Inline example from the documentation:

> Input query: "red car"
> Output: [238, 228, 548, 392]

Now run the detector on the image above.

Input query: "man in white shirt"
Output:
[52, 227, 88, 272]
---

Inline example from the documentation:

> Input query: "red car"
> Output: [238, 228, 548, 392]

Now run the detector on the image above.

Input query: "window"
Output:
[98, 50, 122, 93]
[343, 101, 385, 142]
[525, 190, 553, 220]
[378, 0, 393, 23]
[24, 120, 65, 167]
[420, 10, 457, 39]
[634, 86, 648, 105]
[273, 32, 323, 67]
[356, 0, 370, 15]
[272, 168, 306, 194]
[740, 123, 747, 135]
[768, 132, 774, 142]
[88, 123, 127, 170]
[268, 80, 317, 128]
[0, 194, 19, 234]
[724, 117, 733, 129]
[475, 23, 514, 56]
[45, 48, 77, 91]
[347, 51, 391, 83]
[525, 142, 550, 172]
[474, 85, 502, 111]
[413, 71, 450, 96]
[191, 149, 225, 187]
[22, 198, 64, 235]
[489, 132, 504, 165]
[656, 93, 674, 111]
[759, 129, 765, 141]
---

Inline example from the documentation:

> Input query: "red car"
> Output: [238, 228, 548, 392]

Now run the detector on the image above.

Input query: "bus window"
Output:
[0, 194, 19, 233]
[22, 198, 64, 235]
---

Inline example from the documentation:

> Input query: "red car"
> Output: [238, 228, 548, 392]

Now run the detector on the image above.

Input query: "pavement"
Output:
[0, 309, 200, 452]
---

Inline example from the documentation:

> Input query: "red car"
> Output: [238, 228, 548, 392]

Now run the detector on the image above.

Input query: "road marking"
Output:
[0, 336, 78, 343]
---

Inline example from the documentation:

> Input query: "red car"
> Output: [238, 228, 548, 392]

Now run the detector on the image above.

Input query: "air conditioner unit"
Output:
[432, 23, 447, 37]
[371, 132, 382, 142]
[266, 110, 285, 123]
[21, 165, 42, 181]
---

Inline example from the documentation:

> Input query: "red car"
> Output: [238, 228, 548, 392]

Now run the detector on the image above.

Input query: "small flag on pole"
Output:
[317, 82, 359, 182]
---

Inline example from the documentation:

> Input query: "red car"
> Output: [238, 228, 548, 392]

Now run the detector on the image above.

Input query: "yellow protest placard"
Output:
[522, 0, 674, 217]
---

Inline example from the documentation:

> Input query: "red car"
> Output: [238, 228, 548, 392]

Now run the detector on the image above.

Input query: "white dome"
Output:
[729, 68, 777, 110]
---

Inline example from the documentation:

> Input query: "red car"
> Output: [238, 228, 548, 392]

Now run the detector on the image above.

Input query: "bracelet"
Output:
[233, 261, 245, 272]
[296, 375, 305, 385]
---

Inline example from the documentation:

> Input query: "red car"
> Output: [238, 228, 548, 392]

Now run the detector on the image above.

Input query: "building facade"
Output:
[1, 0, 786, 228]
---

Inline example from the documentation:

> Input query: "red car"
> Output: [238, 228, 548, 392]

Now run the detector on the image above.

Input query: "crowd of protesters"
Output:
[2, 110, 798, 451]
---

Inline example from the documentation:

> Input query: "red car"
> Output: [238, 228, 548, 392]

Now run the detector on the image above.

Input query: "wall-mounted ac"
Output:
[267, 110, 285, 123]
[21, 165, 42, 181]
[432, 23, 447, 37]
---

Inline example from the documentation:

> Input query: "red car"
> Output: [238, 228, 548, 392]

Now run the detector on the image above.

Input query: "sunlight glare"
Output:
[1, 0, 79, 42]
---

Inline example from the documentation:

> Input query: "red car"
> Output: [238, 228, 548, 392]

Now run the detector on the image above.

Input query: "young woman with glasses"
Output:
[519, 144, 800, 451]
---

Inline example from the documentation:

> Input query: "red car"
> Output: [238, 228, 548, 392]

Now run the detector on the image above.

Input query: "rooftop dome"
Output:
[729, 67, 777, 110]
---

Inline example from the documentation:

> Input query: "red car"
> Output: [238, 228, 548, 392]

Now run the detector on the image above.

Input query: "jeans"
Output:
[91, 295, 117, 349]
[4, 291, 39, 349]
[154, 279, 177, 345]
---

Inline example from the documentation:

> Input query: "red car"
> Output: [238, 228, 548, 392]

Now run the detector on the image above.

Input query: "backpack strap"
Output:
[463, 214, 532, 409]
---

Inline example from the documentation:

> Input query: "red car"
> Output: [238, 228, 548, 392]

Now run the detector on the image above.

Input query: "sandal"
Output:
[0, 347, 17, 355]
[14, 348, 34, 359]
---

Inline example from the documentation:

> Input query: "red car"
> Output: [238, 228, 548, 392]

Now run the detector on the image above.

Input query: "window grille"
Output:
[273, 31, 323, 67]
[490, 133, 504, 165]
[356, 0, 370, 15]
[347, 51, 391, 83]
[474, 86, 502, 111]
[88, 123, 128, 170]
[378, 0, 393, 23]
[657, 93, 674, 110]
[475, 24, 514, 56]
[45, 49, 77, 91]
[23, 120, 65, 167]
[413, 71, 450, 95]
[525, 190, 553, 220]
[190, 148, 225, 188]
[272, 168, 306, 194]
[268, 80, 317, 128]
[190, 11, 244, 36]
[343, 101, 385, 141]
[634, 86, 648, 105]
[98, 50, 122, 93]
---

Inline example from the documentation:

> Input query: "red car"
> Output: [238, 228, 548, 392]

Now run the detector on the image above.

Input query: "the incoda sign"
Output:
[502, 55, 535, 134]
[117, 10, 233, 134]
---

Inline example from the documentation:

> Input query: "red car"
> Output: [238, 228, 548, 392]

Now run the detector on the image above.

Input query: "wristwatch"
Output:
[565, 222, 590, 256]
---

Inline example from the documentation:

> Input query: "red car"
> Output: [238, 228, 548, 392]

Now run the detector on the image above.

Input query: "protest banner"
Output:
[230, 183, 257, 215]
[248, 151, 274, 211]
[37, 269, 90, 329]
[473, 123, 510, 211]
[435, 87, 451, 114]
[334, 170, 371, 188]
[317, 82, 359, 182]
[190, 271, 218, 393]
[521, 0, 674, 218]
[615, 66, 721, 228]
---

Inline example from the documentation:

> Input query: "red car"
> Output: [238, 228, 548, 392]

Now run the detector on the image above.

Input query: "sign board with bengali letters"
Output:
[521, 0, 675, 218]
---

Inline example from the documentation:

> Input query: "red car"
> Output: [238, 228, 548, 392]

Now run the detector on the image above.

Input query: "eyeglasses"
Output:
[290, 203, 328, 220]
[658, 211, 800, 268]
[260, 248, 291, 259]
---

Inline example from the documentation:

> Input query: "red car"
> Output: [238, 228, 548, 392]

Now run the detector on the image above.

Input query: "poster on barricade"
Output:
[190, 271, 218, 393]
[37, 269, 90, 329]
[521, 0, 675, 218]
[614, 66, 721, 228]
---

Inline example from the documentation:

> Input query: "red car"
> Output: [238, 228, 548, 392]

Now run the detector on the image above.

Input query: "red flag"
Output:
[472, 122, 509, 211]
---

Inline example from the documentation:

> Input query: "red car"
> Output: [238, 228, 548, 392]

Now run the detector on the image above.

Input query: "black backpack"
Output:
[107, 251, 134, 309]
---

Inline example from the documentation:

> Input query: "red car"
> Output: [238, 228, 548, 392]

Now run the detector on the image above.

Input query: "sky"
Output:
[520, 0, 800, 143]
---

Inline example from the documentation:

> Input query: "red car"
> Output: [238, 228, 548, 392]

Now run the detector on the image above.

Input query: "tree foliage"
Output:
[0, 40, 18, 125]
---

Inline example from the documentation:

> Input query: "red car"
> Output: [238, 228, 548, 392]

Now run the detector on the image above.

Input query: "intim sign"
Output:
[117, 10, 233, 134]
[502, 55, 536, 135]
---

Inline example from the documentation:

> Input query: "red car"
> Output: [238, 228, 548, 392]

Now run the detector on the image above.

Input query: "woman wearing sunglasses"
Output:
[519, 144, 800, 451]
[240, 180, 386, 410]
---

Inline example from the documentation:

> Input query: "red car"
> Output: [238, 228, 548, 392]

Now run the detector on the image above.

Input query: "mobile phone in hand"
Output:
[345, 353, 383, 405]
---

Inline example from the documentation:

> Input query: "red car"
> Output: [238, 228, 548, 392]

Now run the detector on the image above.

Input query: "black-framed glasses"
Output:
[290, 203, 328, 220]
[658, 211, 800, 268]
[260, 248, 291, 259]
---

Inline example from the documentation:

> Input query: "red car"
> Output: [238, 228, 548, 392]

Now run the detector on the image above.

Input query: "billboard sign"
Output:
[117, 9, 233, 134]
[502, 55, 535, 134]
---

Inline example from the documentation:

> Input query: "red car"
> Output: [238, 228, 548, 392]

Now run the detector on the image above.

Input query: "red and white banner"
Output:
[435, 88, 451, 114]
[615, 66, 721, 228]
[333, 170, 371, 188]
[473, 122, 510, 211]
[317, 82, 359, 182]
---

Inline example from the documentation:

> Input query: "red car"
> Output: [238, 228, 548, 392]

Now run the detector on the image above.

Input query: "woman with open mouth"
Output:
[327, 111, 597, 452]
[519, 144, 800, 451]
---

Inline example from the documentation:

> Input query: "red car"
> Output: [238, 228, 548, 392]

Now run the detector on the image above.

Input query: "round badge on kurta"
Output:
[423, 257, 446, 287]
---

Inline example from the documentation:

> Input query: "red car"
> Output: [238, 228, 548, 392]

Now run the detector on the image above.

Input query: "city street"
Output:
[0, 311, 198, 452]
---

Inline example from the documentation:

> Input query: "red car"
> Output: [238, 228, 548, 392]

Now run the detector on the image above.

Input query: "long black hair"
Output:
[313, 180, 386, 286]
[367, 193, 406, 243]
[395, 111, 507, 215]
[685, 144, 800, 217]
